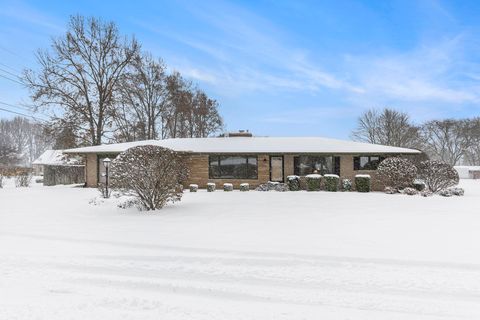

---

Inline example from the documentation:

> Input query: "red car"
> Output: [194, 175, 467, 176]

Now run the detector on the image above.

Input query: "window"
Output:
[209, 155, 258, 179]
[353, 155, 385, 170]
[294, 156, 340, 176]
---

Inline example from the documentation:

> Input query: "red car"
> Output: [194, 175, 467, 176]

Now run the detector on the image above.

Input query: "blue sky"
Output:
[1, 0, 480, 139]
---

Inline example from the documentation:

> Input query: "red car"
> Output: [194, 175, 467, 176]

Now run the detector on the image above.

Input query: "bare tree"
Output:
[420, 119, 471, 166]
[114, 53, 167, 141]
[352, 108, 420, 148]
[24, 15, 139, 146]
[0, 117, 50, 166]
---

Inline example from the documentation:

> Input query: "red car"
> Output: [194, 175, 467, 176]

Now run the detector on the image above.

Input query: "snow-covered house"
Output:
[32, 149, 85, 186]
[64, 133, 421, 190]
[454, 166, 480, 179]
[32, 150, 66, 175]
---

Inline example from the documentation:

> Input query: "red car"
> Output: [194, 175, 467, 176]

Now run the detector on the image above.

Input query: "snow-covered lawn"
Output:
[1, 179, 480, 319]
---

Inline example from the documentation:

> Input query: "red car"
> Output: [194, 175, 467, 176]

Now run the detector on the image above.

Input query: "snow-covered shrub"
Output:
[223, 183, 233, 191]
[15, 172, 32, 187]
[403, 187, 418, 196]
[267, 181, 279, 189]
[417, 160, 459, 193]
[240, 183, 249, 192]
[287, 175, 300, 191]
[255, 182, 289, 192]
[110, 145, 188, 211]
[438, 189, 453, 197]
[117, 197, 141, 209]
[0, 174, 3, 188]
[413, 180, 425, 191]
[355, 174, 371, 192]
[189, 184, 198, 192]
[342, 178, 352, 191]
[377, 157, 417, 189]
[207, 182, 216, 192]
[305, 174, 322, 191]
[324, 174, 339, 192]
[448, 187, 464, 196]
[421, 190, 433, 197]
[275, 183, 289, 192]
[384, 186, 399, 194]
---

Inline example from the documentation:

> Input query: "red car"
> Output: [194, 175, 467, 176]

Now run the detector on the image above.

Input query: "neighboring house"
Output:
[455, 166, 480, 179]
[32, 149, 85, 186]
[32, 150, 66, 175]
[63, 133, 421, 190]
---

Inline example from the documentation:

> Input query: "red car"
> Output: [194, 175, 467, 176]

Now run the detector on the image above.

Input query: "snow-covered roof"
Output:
[33, 149, 84, 166]
[32, 150, 66, 165]
[63, 137, 421, 155]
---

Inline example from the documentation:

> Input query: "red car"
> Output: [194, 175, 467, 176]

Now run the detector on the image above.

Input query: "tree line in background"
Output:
[22, 15, 223, 148]
[0, 117, 50, 167]
[352, 108, 480, 166]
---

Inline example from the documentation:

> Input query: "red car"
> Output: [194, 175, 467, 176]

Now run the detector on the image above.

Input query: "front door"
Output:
[270, 156, 284, 182]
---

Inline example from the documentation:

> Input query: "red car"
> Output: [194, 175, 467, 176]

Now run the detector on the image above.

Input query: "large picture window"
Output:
[294, 156, 340, 176]
[353, 155, 385, 170]
[209, 155, 258, 179]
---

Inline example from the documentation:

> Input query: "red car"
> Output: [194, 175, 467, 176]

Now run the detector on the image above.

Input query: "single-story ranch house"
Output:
[64, 132, 421, 190]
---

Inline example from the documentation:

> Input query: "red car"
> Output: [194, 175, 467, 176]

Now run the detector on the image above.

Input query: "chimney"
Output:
[219, 130, 253, 137]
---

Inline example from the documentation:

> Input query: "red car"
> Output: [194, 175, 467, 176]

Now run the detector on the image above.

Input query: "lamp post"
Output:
[102, 157, 111, 198]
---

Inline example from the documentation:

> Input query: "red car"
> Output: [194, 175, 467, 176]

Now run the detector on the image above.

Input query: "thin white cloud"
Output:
[0, 1, 63, 32]
[137, 0, 359, 95]
[345, 35, 480, 104]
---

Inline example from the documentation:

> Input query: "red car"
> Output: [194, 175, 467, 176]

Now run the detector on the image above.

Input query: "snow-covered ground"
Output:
[1, 178, 480, 319]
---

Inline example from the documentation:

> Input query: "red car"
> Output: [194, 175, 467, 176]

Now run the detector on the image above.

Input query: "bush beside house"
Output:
[305, 174, 322, 191]
[324, 174, 339, 192]
[377, 157, 417, 190]
[355, 175, 371, 192]
[287, 175, 300, 191]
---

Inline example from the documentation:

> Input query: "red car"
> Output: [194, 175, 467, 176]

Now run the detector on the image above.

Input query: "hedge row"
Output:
[189, 175, 372, 193]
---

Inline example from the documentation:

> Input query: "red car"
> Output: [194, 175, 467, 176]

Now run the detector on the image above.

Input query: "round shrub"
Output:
[342, 178, 352, 191]
[355, 174, 371, 192]
[223, 183, 233, 191]
[417, 160, 459, 193]
[305, 174, 322, 191]
[189, 184, 198, 192]
[377, 157, 417, 189]
[207, 182, 216, 192]
[240, 183, 249, 191]
[286, 175, 300, 191]
[110, 145, 188, 210]
[324, 174, 339, 192]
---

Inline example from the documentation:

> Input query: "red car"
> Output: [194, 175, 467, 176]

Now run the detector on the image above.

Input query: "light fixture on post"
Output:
[102, 157, 111, 198]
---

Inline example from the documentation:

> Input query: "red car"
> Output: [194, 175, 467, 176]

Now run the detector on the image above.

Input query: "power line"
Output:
[0, 101, 50, 121]
[0, 106, 49, 123]
[0, 62, 20, 73]
[0, 67, 20, 78]
[0, 73, 24, 85]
